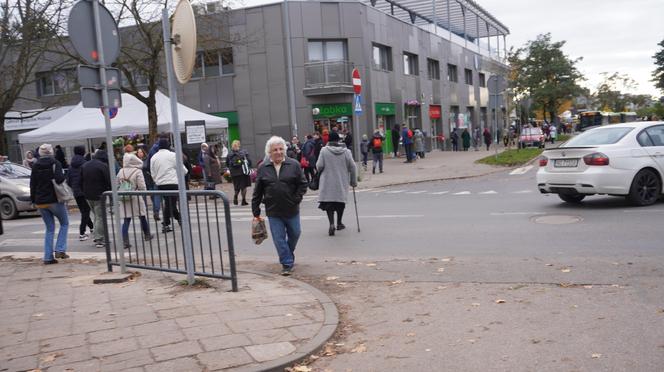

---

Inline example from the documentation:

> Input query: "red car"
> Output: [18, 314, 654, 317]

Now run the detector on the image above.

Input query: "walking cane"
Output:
[352, 187, 360, 232]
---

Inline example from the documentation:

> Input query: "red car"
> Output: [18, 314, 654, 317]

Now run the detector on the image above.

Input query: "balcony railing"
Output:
[303, 60, 354, 96]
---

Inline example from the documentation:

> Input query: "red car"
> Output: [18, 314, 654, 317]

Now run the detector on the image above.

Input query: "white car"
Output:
[537, 121, 664, 206]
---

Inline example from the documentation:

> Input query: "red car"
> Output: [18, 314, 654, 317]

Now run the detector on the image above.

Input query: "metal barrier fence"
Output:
[101, 189, 238, 291]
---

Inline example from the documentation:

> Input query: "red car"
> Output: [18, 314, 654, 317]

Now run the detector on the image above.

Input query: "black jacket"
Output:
[67, 154, 86, 197]
[252, 157, 308, 218]
[30, 157, 65, 205]
[80, 151, 111, 201]
[226, 150, 251, 178]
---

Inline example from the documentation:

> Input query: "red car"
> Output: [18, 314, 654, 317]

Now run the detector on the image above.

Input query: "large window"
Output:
[36, 69, 77, 97]
[192, 48, 234, 78]
[372, 43, 392, 71]
[308, 40, 347, 62]
[479, 73, 486, 87]
[403, 52, 418, 76]
[427, 58, 440, 80]
[447, 64, 458, 82]
[464, 68, 473, 85]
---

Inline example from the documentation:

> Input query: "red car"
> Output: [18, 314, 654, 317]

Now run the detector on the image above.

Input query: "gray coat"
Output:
[316, 143, 357, 203]
[413, 129, 425, 152]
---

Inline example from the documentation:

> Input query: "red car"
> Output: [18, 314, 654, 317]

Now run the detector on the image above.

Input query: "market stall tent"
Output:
[18, 90, 228, 144]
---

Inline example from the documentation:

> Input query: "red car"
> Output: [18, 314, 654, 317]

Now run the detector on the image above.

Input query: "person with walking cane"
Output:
[316, 132, 357, 236]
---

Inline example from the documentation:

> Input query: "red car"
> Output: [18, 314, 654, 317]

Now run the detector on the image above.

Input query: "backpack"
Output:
[372, 137, 382, 149]
[118, 169, 138, 201]
[407, 129, 413, 138]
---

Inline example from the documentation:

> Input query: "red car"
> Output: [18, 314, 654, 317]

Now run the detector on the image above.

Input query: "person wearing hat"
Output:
[29, 144, 70, 264]
[316, 131, 357, 236]
[150, 137, 188, 233]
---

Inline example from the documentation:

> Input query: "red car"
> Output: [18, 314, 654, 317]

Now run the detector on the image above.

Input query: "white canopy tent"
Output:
[18, 90, 228, 144]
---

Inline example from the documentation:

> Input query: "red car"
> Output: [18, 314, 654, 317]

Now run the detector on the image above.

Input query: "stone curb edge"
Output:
[234, 269, 339, 372]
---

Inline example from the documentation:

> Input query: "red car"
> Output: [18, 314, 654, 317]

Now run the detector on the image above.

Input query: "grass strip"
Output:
[476, 147, 544, 166]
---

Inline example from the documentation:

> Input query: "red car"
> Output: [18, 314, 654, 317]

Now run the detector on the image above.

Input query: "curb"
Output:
[235, 269, 339, 372]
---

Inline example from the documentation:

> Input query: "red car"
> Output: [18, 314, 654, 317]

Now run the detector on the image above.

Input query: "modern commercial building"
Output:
[6, 0, 510, 162]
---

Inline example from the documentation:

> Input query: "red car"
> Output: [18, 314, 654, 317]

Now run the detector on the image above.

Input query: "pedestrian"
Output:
[401, 124, 414, 162]
[301, 134, 317, 183]
[22, 150, 37, 169]
[204, 143, 222, 191]
[30, 144, 69, 264]
[118, 152, 153, 248]
[198, 143, 209, 183]
[316, 131, 357, 236]
[472, 128, 481, 151]
[483, 128, 492, 151]
[54, 145, 68, 169]
[391, 123, 401, 158]
[360, 134, 369, 170]
[343, 129, 353, 157]
[251, 136, 308, 276]
[150, 138, 188, 232]
[144, 137, 165, 221]
[81, 149, 111, 248]
[451, 129, 459, 152]
[287, 136, 302, 160]
[67, 145, 93, 241]
[371, 129, 384, 174]
[413, 128, 425, 159]
[550, 124, 557, 144]
[462, 128, 471, 151]
[322, 129, 330, 146]
[226, 140, 252, 206]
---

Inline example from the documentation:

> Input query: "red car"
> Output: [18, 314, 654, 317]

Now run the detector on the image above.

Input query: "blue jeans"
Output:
[267, 214, 301, 268]
[39, 203, 69, 261]
[151, 184, 161, 214]
[122, 216, 150, 243]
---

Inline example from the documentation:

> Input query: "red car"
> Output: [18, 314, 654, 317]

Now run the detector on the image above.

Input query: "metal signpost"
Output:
[68, 0, 126, 272]
[352, 68, 362, 163]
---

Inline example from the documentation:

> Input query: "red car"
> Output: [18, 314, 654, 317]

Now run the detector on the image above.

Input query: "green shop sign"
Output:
[312, 103, 352, 119]
[375, 102, 396, 116]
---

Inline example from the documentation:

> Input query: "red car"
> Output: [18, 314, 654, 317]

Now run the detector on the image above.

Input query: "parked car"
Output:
[0, 162, 35, 219]
[536, 121, 664, 205]
[519, 127, 545, 148]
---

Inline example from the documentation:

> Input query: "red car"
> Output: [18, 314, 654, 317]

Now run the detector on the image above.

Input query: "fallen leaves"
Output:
[292, 366, 312, 372]
[326, 276, 339, 281]
[436, 268, 445, 272]
[389, 279, 404, 286]
[441, 258, 452, 262]
[406, 332, 416, 337]
[591, 353, 602, 359]
[365, 263, 377, 267]
[40, 352, 63, 363]
[561, 268, 571, 273]
[495, 299, 506, 304]
[350, 343, 367, 353]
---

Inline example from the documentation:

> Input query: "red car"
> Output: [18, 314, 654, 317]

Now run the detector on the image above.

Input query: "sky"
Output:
[235, 0, 663, 97]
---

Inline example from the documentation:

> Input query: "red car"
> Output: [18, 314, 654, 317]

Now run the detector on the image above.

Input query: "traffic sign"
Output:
[81, 87, 122, 109]
[77, 65, 121, 89]
[68, 0, 120, 65]
[352, 68, 361, 95]
[354, 95, 362, 115]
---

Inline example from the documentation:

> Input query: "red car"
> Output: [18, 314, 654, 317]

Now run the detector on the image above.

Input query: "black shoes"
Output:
[153, 212, 161, 221]
[43, 259, 58, 265]
[54, 252, 69, 259]
[336, 223, 346, 231]
[241, 200, 248, 206]
[281, 265, 293, 276]
[144, 233, 154, 241]
[162, 225, 173, 233]
[328, 225, 335, 236]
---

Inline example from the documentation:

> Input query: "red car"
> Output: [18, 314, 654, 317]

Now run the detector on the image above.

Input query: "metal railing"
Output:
[101, 189, 238, 291]
[304, 60, 353, 88]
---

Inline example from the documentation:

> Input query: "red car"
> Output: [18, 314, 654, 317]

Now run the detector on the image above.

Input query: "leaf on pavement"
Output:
[322, 343, 336, 356]
[326, 276, 339, 281]
[406, 332, 416, 337]
[471, 303, 481, 307]
[495, 299, 506, 304]
[545, 263, 554, 266]
[390, 280, 403, 285]
[583, 285, 593, 289]
[351, 343, 367, 353]
[437, 268, 445, 272]
[32, 313, 44, 318]
[40, 352, 63, 363]
[366, 263, 377, 267]
[292, 366, 312, 372]
[591, 353, 602, 359]
[441, 258, 452, 262]
[561, 268, 571, 273]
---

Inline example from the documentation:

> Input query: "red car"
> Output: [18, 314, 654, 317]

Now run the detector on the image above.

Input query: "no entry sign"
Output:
[352, 68, 361, 95]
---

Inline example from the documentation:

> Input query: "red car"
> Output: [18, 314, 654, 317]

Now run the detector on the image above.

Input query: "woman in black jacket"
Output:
[226, 140, 252, 205]
[30, 144, 70, 264]
[67, 145, 93, 241]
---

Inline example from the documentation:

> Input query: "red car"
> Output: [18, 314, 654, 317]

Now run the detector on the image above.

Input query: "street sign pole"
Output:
[91, 0, 126, 273]
[162, 8, 196, 285]
[352, 68, 362, 168]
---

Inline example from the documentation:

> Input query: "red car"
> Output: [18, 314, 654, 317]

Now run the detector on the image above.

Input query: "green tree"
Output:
[509, 33, 584, 124]
[652, 39, 664, 94]
[595, 72, 636, 112]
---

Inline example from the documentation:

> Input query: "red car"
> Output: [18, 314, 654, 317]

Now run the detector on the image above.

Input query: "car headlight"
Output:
[18, 185, 30, 194]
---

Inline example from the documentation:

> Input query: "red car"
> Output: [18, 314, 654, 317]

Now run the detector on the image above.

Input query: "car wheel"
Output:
[0, 197, 18, 220]
[628, 169, 661, 206]
[558, 193, 585, 204]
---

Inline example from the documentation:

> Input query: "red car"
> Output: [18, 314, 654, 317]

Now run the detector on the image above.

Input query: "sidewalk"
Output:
[0, 258, 337, 372]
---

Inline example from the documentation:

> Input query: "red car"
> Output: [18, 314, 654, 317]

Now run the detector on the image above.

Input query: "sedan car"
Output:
[519, 127, 545, 148]
[537, 121, 664, 206]
[0, 162, 35, 219]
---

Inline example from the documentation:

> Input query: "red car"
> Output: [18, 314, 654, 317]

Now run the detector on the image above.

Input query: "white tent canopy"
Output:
[18, 90, 228, 144]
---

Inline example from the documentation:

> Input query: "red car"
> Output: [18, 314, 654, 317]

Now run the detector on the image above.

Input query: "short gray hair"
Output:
[264, 136, 287, 157]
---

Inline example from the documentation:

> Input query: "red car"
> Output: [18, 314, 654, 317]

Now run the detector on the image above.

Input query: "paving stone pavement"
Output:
[0, 260, 337, 372]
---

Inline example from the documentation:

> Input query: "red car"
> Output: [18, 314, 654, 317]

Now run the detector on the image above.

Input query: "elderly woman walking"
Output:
[204, 144, 222, 191]
[226, 140, 252, 205]
[29, 144, 69, 264]
[316, 132, 357, 236]
[117, 151, 153, 249]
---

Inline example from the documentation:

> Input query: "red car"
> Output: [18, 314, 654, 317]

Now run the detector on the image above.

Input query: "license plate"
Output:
[554, 159, 578, 168]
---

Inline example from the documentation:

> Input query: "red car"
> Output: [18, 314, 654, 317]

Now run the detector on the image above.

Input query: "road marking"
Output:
[478, 190, 498, 194]
[355, 188, 375, 193]
[512, 190, 533, 194]
[386, 190, 406, 194]
[360, 214, 425, 219]
[0, 239, 47, 247]
[510, 165, 533, 175]
[453, 191, 471, 195]
[490, 212, 546, 216]
[622, 209, 664, 213]
[406, 191, 427, 194]
[430, 191, 449, 195]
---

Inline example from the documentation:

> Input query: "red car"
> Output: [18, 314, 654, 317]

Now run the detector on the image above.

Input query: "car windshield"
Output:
[564, 127, 633, 146]
[521, 128, 542, 135]
[0, 162, 31, 179]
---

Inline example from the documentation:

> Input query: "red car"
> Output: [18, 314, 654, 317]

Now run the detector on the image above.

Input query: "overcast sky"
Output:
[237, 0, 663, 97]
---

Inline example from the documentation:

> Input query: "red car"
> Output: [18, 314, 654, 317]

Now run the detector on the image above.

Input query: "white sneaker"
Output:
[79, 234, 89, 241]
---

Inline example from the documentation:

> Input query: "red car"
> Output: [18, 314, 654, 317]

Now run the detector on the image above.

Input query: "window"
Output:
[464, 68, 473, 85]
[308, 40, 347, 62]
[427, 58, 440, 80]
[37, 69, 77, 97]
[192, 48, 234, 78]
[372, 43, 392, 71]
[479, 73, 486, 87]
[447, 64, 457, 82]
[645, 125, 664, 146]
[565, 127, 633, 146]
[403, 52, 418, 76]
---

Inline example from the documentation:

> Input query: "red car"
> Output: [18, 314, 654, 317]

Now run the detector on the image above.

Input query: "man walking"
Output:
[391, 123, 400, 158]
[252, 136, 308, 276]
[401, 124, 414, 163]
[371, 129, 384, 174]
[151, 138, 188, 233]
[81, 150, 111, 248]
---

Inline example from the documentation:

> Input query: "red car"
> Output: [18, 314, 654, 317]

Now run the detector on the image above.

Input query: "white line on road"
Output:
[1, 239, 47, 247]
[622, 209, 664, 213]
[453, 191, 471, 195]
[386, 190, 406, 194]
[478, 190, 498, 194]
[354, 188, 375, 193]
[512, 190, 534, 194]
[406, 191, 427, 194]
[490, 212, 546, 216]
[430, 191, 449, 195]
[510, 165, 533, 175]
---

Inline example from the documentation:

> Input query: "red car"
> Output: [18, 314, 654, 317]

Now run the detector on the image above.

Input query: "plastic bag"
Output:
[252, 217, 268, 245]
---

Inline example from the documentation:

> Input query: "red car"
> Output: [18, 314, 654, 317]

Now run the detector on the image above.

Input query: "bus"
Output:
[577, 111, 638, 131]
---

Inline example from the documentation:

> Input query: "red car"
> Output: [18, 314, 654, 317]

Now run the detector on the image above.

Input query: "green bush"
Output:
[476, 148, 543, 166]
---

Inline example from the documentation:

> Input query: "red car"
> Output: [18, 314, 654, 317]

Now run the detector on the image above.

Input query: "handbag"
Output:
[242, 158, 251, 176]
[251, 217, 268, 245]
[51, 164, 74, 203]
[300, 156, 309, 168]
[308, 171, 320, 191]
